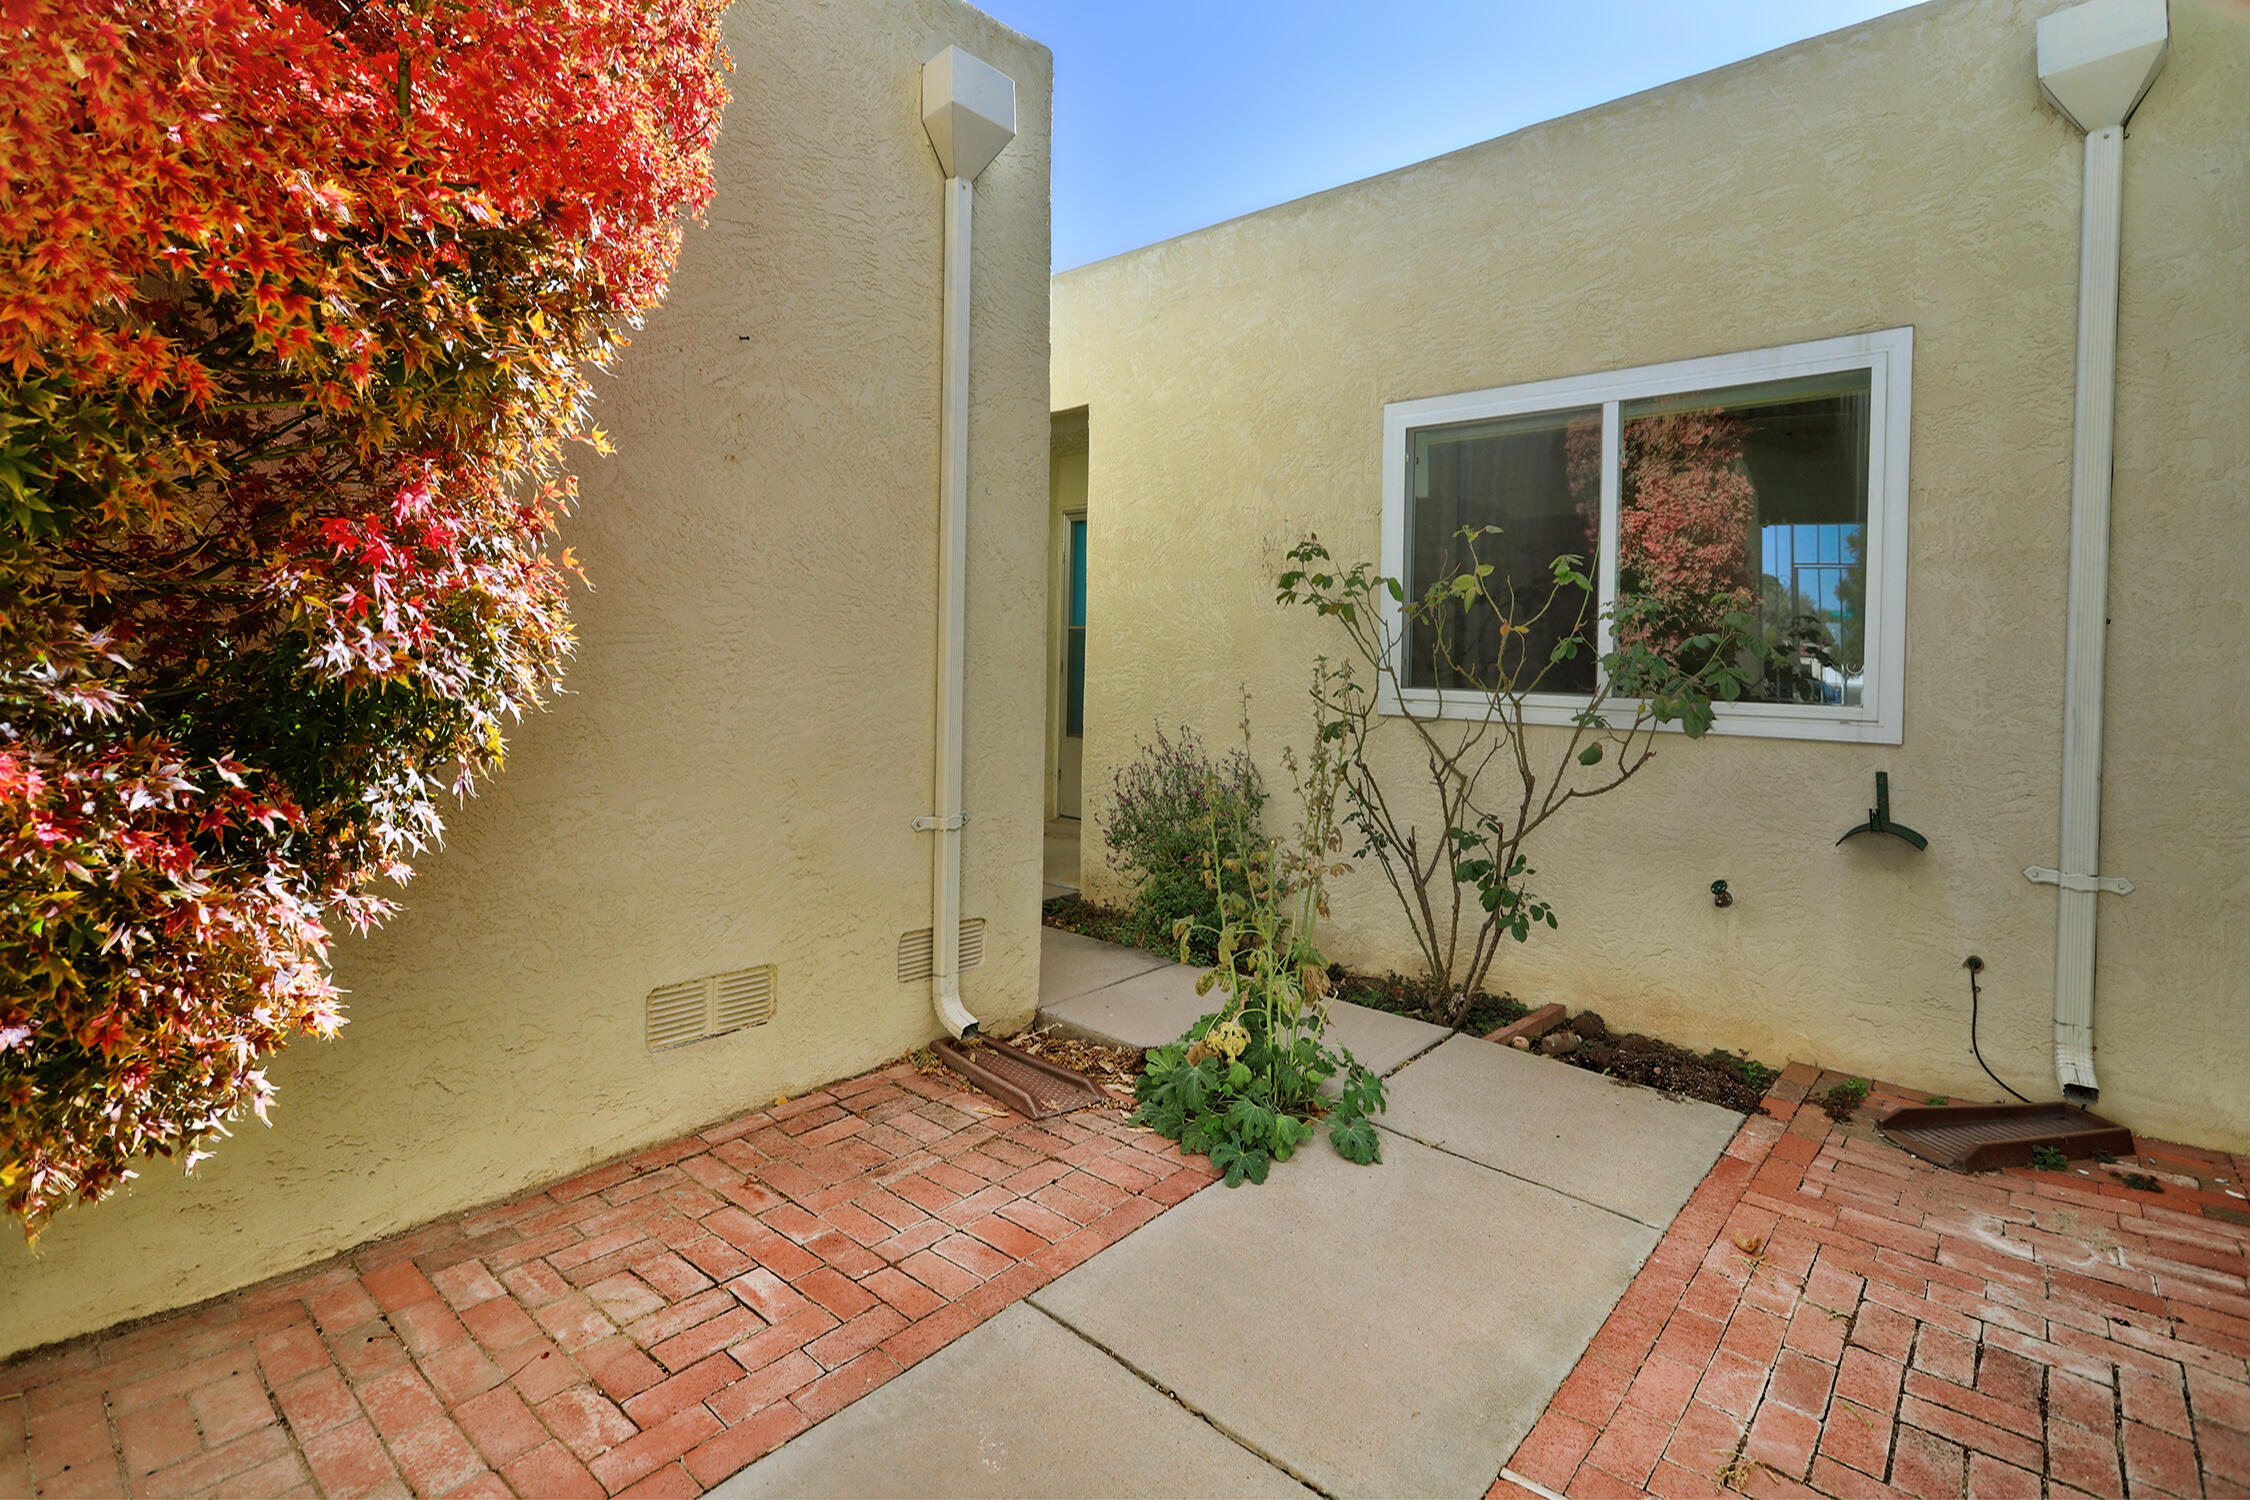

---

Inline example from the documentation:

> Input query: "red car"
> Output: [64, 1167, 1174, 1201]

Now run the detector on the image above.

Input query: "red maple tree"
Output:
[0, 0, 729, 1229]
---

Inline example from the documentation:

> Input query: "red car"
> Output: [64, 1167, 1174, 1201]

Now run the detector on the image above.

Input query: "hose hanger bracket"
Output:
[1836, 771, 1928, 851]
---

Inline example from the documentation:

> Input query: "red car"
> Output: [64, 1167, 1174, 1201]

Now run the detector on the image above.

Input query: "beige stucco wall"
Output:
[1054, 0, 2249, 1148]
[0, 0, 1051, 1360]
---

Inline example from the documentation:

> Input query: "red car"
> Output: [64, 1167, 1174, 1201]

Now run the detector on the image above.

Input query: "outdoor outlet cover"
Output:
[922, 45, 1017, 181]
[2037, 0, 2169, 132]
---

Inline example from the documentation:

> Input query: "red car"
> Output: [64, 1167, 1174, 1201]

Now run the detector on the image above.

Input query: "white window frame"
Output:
[1378, 328, 1912, 745]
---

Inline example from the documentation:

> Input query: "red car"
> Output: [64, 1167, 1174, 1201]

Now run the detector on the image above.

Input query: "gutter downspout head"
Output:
[2033, 0, 2167, 1103]
[919, 46, 1016, 1040]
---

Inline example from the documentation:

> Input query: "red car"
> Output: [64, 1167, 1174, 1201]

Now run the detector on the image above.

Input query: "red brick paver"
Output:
[0, 1062, 1214, 1498]
[1499, 1066, 2250, 1500]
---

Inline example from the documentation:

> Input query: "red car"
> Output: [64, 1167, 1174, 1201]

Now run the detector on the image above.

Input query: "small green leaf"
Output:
[1329, 1117, 1381, 1165]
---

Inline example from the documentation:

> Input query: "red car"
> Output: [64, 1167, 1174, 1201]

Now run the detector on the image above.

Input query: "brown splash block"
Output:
[935, 1035, 1111, 1120]
[1878, 1100, 2135, 1172]
[1485, 1003, 1566, 1047]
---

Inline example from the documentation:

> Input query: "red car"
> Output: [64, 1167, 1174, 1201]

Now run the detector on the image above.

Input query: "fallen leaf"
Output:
[1732, 1232, 1766, 1256]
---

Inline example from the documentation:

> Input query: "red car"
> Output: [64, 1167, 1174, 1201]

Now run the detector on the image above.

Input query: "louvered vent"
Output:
[712, 966, 776, 1032]
[645, 966, 777, 1052]
[897, 918, 986, 984]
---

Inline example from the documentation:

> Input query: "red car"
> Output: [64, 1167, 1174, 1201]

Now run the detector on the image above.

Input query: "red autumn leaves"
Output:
[0, 0, 728, 1229]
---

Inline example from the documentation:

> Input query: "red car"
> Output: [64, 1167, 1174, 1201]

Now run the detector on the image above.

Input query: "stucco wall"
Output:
[1053, 0, 2249, 1147]
[1, 0, 1051, 1359]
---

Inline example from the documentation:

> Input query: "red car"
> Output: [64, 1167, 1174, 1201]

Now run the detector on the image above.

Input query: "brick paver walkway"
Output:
[1496, 1065, 2250, 1500]
[2, 1061, 1215, 1499]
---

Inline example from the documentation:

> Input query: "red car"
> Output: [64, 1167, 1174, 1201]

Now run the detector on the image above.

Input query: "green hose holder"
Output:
[1837, 771, 1927, 851]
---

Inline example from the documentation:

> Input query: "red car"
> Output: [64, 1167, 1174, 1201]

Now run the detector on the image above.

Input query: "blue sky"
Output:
[972, 1, 1925, 270]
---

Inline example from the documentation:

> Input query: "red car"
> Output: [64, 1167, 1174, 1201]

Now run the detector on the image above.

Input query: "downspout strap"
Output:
[2025, 866, 2134, 896]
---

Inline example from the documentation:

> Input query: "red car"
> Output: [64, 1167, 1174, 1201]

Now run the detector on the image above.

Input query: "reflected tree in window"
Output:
[1619, 374, 1871, 706]
[1614, 409, 1760, 654]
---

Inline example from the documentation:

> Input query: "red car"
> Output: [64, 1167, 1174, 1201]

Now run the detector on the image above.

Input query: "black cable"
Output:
[1964, 956, 2032, 1103]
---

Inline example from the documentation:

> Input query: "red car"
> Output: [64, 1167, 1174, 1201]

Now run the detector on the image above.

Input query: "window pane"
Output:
[1618, 371, 1871, 705]
[1406, 406, 1601, 694]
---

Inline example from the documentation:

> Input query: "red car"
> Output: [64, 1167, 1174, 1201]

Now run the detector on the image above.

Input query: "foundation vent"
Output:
[897, 919, 986, 984]
[645, 966, 776, 1052]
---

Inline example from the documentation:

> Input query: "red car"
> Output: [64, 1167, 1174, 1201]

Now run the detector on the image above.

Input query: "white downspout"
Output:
[918, 47, 1017, 1039]
[2029, 0, 2168, 1102]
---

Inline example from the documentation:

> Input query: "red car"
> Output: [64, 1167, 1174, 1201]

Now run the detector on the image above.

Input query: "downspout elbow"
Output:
[934, 975, 980, 1041]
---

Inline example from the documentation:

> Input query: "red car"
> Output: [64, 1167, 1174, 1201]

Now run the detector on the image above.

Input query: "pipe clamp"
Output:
[913, 813, 968, 832]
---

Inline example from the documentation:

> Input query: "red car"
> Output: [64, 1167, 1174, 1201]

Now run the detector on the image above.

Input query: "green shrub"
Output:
[1104, 723, 1265, 963]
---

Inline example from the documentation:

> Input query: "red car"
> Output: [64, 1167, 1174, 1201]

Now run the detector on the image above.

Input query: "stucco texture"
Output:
[1052, 0, 2248, 1147]
[1, 0, 1052, 1359]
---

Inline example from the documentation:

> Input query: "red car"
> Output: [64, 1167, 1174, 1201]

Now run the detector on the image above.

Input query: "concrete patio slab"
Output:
[1036, 925, 1170, 1007]
[710, 1303, 1311, 1499]
[1381, 1034, 1743, 1228]
[1039, 926, 1449, 1074]
[1037, 956, 1209, 1046]
[1030, 1128, 1661, 1499]
[1322, 998, 1451, 1078]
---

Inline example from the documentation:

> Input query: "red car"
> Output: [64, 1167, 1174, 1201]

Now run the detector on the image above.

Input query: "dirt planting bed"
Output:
[1327, 967, 1528, 1038]
[1500, 1007, 1777, 1114]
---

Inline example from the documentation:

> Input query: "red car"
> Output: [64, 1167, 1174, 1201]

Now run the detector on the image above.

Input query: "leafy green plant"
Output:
[2029, 1145, 2070, 1172]
[1277, 530, 1766, 1028]
[1926, 1095, 1951, 1107]
[1132, 702, 1384, 1185]
[1821, 1076, 1871, 1121]
[1713, 1052, 1778, 1092]
[1104, 720, 1266, 963]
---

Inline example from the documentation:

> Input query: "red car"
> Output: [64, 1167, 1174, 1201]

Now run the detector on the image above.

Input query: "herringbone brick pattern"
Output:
[2, 1061, 1214, 1498]
[1496, 1067, 2250, 1500]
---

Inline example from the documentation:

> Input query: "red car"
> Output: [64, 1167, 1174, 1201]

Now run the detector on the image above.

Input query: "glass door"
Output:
[1057, 514, 1086, 817]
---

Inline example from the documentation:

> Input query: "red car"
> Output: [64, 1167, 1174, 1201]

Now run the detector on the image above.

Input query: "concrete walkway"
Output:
[716, 930, 1742, 1498]
[1041, 820, 1080, 902]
